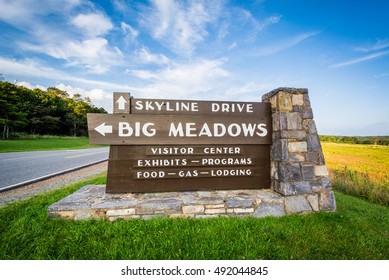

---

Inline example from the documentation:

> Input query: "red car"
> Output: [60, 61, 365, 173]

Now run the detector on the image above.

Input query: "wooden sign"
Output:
[106, 145, 270, 193]
[131, 98, 270, 116]
[113, 92, 131, 113]
[87, 95, 272, 193]
[87, 113, 272, 145]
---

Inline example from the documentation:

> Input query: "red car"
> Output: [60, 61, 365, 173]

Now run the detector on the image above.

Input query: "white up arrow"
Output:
[116, 95, 127, 110]
[95, 123, 113, 136]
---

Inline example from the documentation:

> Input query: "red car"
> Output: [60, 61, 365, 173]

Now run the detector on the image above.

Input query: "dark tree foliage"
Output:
[320, 135, 389, 146]
[0, 81, 107, 138]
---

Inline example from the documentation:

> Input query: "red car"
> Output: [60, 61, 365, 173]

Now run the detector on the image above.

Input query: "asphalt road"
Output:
[0, 147, 109, 191]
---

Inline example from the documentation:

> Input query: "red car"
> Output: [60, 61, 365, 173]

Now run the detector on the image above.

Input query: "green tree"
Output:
[0, 81, 107, 138]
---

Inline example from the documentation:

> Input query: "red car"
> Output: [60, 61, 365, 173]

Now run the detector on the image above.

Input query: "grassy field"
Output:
[0, 137, 104, 152]
[322, 142, 389, 206]
[0, 141, 388, 259]
[0, 174, 388, 260]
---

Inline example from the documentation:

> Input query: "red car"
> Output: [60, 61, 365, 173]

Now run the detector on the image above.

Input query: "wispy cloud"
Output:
[375, 73, 389, 78]
[140, 0, 221, 56]
[332, 38, 389, 68]
[331, 50, 389, 68]
[127, 59, 230, 99]
[253, 15, 282, 32]
[252, 31, 320, 56]
[71, 13, 113, 37]
[135, 47, 171, 65]
[0, 56, 130, 90]
[353, 39, 389, 52]
[20, 38, 124, 74]
[121, 22, 139, 42]
[0, 0, 80, 26]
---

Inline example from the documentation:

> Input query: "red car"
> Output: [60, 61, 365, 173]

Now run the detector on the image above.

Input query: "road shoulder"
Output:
[0, 162, 107, 207]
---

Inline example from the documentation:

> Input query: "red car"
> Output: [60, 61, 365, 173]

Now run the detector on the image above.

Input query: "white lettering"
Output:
[178, 170, 198, 177]
[142, 123, 156, 137]
[211, 103, 254, 113]
[136, 159, 187, 167]
[145, 101, 154, 111]
[169, 123, 184, 137]
[135, 100, 143, 110]
[168, 122, 267, 138]
[198, 123, 212, 137]
[155, 101, 164, 111]
[119, 122, 133, 136]
[204, 147, 241, 154]
[256, 123, 268, 137]
[211, 169, 252, 177]
[201, 157, 253, 166]
[241, 123, 256, 136]
[118, 122, 156, 137]
[227, 124, 241, 137]
[136, 171, 165, 179]
[186, 123, 197, 137]
[192, 103, 199, 112]
[149, 147, 194, 155]
[213, 123, 226, 137]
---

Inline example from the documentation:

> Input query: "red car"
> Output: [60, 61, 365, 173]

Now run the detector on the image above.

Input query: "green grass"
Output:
[0, 137, 104, 152]
[0, 175, 388, 260]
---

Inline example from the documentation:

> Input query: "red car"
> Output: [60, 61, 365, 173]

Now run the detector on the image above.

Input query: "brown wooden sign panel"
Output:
[87, 96, 273, 193]
[113, 92, 131, 113]
[87, 113, 272, 145]
[106, 144, 270, 193]
[131, 98, 270, 117]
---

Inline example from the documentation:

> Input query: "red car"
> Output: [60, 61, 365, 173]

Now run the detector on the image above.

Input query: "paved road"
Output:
[0, 147, 109, 191]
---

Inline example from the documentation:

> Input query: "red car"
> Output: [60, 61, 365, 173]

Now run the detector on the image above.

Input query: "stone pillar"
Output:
[262, 87, 336, 213]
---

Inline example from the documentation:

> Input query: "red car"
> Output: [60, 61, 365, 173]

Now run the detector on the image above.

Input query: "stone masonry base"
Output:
[47, 185, 333, 221]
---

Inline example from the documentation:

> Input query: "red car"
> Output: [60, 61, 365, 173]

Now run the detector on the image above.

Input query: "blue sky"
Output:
[0, 0, 388, 136]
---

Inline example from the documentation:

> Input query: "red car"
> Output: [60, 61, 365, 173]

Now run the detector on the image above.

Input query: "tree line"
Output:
[0, 81, 107, 139]
[320, 135, 389, 146]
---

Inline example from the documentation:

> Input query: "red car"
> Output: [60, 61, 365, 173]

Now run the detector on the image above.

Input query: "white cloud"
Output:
[55, 83, 110, 101]
[1, 1, 123, 74]
[71, 13, 113, 37]
[127, 69, 159, 80]
[354, 39, 389, 52]
[245, 12, 281, 32]
[225, 82, 273, 98]
[228, 42, 238, 50]
[128, 59, 230, 99]
[253, 31, 320, 56]
[0, 0, 80, 26]
[14, 81, 46, 91]
[0, 56, 130, 90]
[20, 38, 124, 74]
[231, 9, 281, 41]
[0, 57, 65, 80]
[136, 47, 170, 65]
[142, 0, 220, 56]
[9, 80, 112, 110]
[331, 50, 389, 68]
[121, 22, 139, 38]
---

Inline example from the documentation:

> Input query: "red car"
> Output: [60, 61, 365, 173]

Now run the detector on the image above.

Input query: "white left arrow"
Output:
[95, 123, 113, 136]
[116, 95, 127, 110]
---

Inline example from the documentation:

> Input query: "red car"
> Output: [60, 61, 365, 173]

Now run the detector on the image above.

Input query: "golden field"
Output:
[321, 142, 389, 206]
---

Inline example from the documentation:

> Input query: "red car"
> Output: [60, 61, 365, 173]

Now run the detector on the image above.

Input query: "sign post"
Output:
[87, 94, 272, 193]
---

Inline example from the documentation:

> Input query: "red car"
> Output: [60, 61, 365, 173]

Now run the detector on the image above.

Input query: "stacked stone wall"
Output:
[262, 87, 336, 212]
